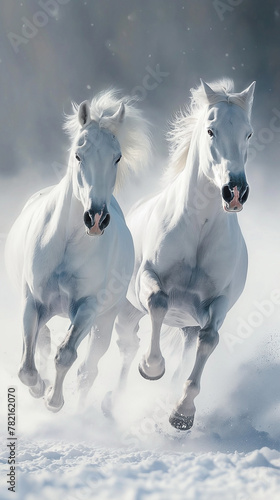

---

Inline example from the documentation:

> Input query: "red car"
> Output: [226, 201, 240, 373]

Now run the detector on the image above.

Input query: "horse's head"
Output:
[199, 79, 255, 213]
[65, 90, 151, 236]
[71, 100, 124, 236]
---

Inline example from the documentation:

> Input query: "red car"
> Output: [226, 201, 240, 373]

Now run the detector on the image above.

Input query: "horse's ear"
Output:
[200, 79, 216, 101]
[78, 100, 91, 127]
[100, 102, 125, 130]
[238, 81, 256, 116]
[112, 102, 125, 123]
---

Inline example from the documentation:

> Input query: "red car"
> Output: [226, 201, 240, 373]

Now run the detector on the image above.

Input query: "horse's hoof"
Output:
[101, 391, 114, 419]
[138, 363, 165, 380]
[138, 356, 165, 381]
[44, 386, 64, 413]
[138, 355, 165, 381]
[169, 411, 194, 431]
[29, 378, 46, 399]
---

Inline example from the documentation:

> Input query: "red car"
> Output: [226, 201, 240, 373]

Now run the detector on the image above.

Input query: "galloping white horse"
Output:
[5, 90, 151, 412]
[111, 79, 255, 430]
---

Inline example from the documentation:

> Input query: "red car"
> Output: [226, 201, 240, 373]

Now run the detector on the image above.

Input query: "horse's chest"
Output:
[50, 231, 132, 315]
[56, 247, 108, 297]
[158, 241, 240, 327]
[161, 236, 234, 293]
[163, 260, 217, 303]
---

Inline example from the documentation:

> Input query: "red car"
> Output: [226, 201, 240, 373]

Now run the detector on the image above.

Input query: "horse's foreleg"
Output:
[101, 299, 144, 417]
[138, 269, 168, 380]
[116, 300, 143, 392]
[37, 325, 51, 372]
[45, 300, 95, 412]
[171, 326, 199, 387]
[18, 292, 46, 398]
[28, 324, 52, 397]
[169, 296, 227, 430]
[77, 306, 119, 403]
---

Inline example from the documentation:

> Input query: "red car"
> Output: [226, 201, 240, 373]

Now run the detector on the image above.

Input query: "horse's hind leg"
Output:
[171, 326, 200, 387]
[36, 325, 51, 386]
[101, 299, 144, 417]
[115, 299, 144, 391]
[18, 291, 46, 398]
[77, 306, 119, 403]
[138, 269, 168, 380]
[37, 325, 51, 360]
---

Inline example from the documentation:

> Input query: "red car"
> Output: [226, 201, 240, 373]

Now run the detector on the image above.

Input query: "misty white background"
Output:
[0, 1, 280, 499]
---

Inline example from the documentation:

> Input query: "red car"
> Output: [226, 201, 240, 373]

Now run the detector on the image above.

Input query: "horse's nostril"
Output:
[84, 210, 93, 229]
[222, 185, 234, 204]
[100, 213, 110, 231]
[240, 185, 249, 204]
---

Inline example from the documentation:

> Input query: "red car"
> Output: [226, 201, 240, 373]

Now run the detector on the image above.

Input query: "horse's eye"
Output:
[115, 155, 122, 164]
[75, 154, 81, 162]
[247, 133, 253, 140]
[207, 129, 214, 138]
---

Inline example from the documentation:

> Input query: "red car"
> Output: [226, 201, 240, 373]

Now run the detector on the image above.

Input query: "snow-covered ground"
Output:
[1, 169, 280, 499]
[1, 438, 280, 500]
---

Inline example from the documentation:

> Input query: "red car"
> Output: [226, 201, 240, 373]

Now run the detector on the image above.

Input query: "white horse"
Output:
[5, 89, 151, 412]
[109, 79, 255, 430]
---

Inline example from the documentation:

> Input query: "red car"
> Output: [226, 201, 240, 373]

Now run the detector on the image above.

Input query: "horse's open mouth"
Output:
[87, 226, 104, 236]
[223, 202, 243, 213]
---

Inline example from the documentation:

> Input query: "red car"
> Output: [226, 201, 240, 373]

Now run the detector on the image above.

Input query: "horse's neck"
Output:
[64, 170, 86, 233]
[54, 171, 73, 210]
[48, 169, 78, 236]
[174, 141, 222, 227]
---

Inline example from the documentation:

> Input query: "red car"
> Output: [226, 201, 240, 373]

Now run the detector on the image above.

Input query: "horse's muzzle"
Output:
[84, 207, 110, 236]
[222, 184, 249, 213]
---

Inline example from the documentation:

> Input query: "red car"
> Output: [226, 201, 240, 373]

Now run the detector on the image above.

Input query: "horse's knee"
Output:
[198, 328, 219, 351]
[148, 290, 168, 313]
[55, 344, 77, 369]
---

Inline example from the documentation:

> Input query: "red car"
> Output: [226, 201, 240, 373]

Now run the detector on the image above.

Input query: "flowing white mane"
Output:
[64, 89, 152, 189]
[165, 79, 249, 182]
